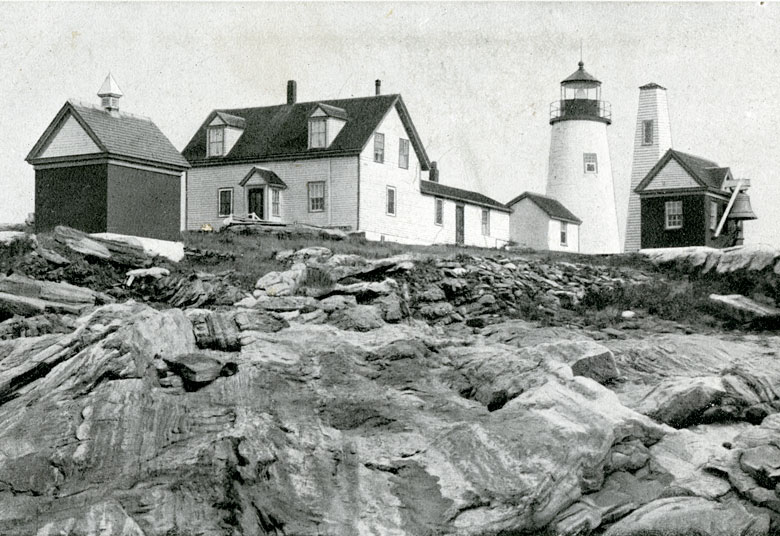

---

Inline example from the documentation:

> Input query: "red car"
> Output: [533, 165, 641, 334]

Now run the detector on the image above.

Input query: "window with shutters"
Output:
[481, 209, 490, 236]
[218, 188, 233, 217]
[665, 200, 683, 229]
[583, 153, 598, 173]
[208, 127, 225, 157]
[642, 120, 654, 145]
[308, 182, 325, 212]
[434, 198, 443, 225]
[386, 186, 396, 216]
[272, 188, 281, 217]
[374, 133, 385, 163]
[398, 138, 410, 169]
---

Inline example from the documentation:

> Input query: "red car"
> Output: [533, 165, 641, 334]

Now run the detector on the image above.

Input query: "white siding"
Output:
[643, 159, 699, 191]
[224, 127, 244, 154]
[547, 219, 580, 252]
[40, 114, 101, 158]
[186, 157, 358, 230]
[508, 199, 550, 250]
[625, 87, 673, 252]
[326, 117, 346, 146]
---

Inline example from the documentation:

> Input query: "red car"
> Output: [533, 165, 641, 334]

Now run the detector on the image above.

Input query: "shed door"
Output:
[248, 188, 265, 219]
[455, 205, 465, 245]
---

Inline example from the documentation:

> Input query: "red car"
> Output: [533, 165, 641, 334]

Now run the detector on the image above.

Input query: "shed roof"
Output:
[506, 192, 582, 224]
[183, 94, 430, 169]
[26, 100, 189, 170]
[635, 149, 731, 193]
[419, 180, 510, 212]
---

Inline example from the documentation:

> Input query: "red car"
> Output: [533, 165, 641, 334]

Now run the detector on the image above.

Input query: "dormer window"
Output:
[208, 127, 225, 157]
[309, 118, 327, 148]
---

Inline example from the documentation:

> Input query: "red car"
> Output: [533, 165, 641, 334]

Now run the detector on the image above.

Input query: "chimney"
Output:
[375, 79, 381, 96]
[429, 161, 439, 183]
[287, 80, 297, 105]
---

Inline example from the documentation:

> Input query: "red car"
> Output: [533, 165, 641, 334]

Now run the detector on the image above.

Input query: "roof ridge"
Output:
[216, 93, 400, 114]
[68, 99, 153, 122]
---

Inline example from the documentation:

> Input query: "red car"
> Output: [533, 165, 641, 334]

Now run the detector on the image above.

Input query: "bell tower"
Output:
[545, 61, 621, 254]
[624, 83, 673, 252]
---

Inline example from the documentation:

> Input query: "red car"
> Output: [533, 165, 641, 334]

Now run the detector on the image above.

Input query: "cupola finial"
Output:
[97, 73, 123, 112]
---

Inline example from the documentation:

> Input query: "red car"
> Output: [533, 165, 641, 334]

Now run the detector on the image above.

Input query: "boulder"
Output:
[318, 294, 357, 313]
[289, 246, 332, 264]
[328, 278, 397, 301]
[255, 263, 307, 296]
[329, 304, 385, 331]
[532, 340, 620, 384]
[709, 293, 780, 323]
[603, 497, 770, 536]
[163, 352, 238, 389]
[187, 308, 288, 351]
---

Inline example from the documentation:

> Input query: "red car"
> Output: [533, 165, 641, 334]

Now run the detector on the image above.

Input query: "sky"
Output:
[1, 2, 778, 246]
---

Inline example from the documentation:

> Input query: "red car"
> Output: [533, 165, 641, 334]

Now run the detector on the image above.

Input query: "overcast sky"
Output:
[1, 2, 777, 246]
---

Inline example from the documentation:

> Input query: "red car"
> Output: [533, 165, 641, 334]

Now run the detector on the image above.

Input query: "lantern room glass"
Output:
[561, 81, 601, 102]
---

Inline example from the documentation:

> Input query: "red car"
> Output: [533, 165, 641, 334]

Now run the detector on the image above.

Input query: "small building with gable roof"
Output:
[26, 74, 189, 240]
[506, 192, 582, 252]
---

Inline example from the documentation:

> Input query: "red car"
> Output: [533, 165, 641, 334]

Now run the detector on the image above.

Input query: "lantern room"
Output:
[550, 61, 611, 125]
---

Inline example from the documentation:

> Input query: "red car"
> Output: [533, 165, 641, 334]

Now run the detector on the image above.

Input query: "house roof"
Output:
[239, 166, 288, 189]
[26, 100, 189, 170]
[506, 192, 582, 224]
[635, 149, 731, 193]
[214, 111, 246, 129]
[313, 103, 348, 120]
[419, 180, 510, 213]
[561, 61, 601, 87]
[182, 94, 430, 169]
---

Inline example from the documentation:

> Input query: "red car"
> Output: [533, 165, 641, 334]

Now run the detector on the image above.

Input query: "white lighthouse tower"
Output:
[624, 83, 673, 252]
[546, 61, 621, 254]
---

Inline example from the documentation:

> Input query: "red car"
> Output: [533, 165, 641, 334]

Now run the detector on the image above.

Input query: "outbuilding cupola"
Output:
[97, 73, 123, 113]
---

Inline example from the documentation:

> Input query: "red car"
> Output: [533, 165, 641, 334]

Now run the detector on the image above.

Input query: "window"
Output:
[309, 119, 326, 148]
[642, 120, 654, 145]
[374, 133, 385, 163]
[272, 188, 280, 217]
[583, 153, 598, 173]
[308, 182, 325, 212]
[434, 198, 443, 225]
[218, 188, 233, 217]
[665, 200, 683, 229]
[386, 186, 396, 216]
[560, 221, 568, 246]
[710, 200, 718, 231]
[398, 138, 410, 169]
[208, 127, 225, 157]
[481, 209, 490, 236]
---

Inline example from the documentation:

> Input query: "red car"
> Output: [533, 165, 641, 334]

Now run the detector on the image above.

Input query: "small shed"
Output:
[507, 192, 582, 252]
[26, 74, 190, 240]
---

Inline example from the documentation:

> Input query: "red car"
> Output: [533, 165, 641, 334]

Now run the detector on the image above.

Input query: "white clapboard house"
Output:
[182, 80, 510, 247]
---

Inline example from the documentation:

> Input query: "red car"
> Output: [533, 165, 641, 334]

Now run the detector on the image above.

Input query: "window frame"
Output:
[560, 221, 568, 246]
[583, 153, 598, 173]
[208, 126, 225, 157]
[307, 181, 326, 213]
[271, 188, 281, 218]
[665, 200, 683, 230]
[398, 138, 410, 169]
[710, 200, 719, 231]
[434, 198, 443, 226]
[481, 209, 490, 236]
[642, 120, 654, 146]
[374, 133, 385, 163]
[386, 186, 397, 216]
[217, 188, 233, 217]
[309, 118, 327, 149]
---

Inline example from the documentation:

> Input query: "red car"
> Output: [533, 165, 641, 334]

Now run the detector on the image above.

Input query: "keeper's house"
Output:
[182, 80, 510, 247]
[635, 149, 755, 249]
[26, 74, 189, 240]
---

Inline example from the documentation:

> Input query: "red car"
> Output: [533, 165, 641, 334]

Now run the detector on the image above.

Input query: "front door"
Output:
[455, 204, 464, 245]
[248, 188, 264, 220]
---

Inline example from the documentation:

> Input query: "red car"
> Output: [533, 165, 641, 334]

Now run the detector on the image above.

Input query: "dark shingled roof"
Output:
[314, 103, 348, 120]
[239, 167, 288, 189]
[561, 61, 601, 86]
[419, 180, 510, 213]
[636, 149, 731, 193]
[215, 111, 246, 129]
[27, 100, 189, 170]
[639, 82, 667, 90]
[506, 192, 582, 224]
[183, 94, 430, 169]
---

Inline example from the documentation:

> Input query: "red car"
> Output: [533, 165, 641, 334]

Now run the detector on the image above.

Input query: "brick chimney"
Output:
[375, 79, 381, 96]
[287, 80, 297, 105]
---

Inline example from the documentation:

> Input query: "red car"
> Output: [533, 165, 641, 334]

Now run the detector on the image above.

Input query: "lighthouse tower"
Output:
[546, 61, 621, 254]
[624, 83, 673, 252]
